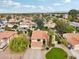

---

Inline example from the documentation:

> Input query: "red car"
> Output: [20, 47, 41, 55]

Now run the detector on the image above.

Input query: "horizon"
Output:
[0, 0, 79, 13]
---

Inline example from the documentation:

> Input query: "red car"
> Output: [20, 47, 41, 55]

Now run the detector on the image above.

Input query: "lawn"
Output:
[46, 48, 68, 59]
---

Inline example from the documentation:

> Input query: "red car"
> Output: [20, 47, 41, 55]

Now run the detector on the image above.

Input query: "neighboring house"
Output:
[63, 14, 68, 19]
[63, 33, 79, 50]
[69, 22, 79, 27]
[0, 19, 7, 28]
[19, 20, 36, 31]
[0, 31, 17, 49]
[44, 20, 56, 28]
[8, 18, 19, 27]
[31, 29, 49, 49]
[0, 28, 5, 32]
[0, 20, 3, 28]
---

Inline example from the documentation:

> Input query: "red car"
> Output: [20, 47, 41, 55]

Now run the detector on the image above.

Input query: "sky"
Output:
[0, 0, 79, 13]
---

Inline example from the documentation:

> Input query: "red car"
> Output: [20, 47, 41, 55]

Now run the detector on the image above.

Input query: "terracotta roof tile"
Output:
[31, 30, 49, 40]
[64, 33, 79, 46]
[0, 31, 17, 40]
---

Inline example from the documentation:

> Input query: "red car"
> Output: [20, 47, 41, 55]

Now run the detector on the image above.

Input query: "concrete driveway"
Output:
[23, 48, 44, 59]
[70, 49, 79, 59]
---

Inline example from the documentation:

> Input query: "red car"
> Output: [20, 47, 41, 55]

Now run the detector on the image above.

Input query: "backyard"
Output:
[46, 48, 68, 59]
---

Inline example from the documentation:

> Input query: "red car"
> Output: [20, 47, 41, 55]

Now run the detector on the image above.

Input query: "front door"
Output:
[43, 39, 45, 46]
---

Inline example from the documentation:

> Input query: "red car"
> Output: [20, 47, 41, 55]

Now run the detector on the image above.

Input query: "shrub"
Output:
[9, 35, 29, 53]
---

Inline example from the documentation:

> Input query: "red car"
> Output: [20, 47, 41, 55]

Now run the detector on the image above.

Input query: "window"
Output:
[37, 39, 41, 42]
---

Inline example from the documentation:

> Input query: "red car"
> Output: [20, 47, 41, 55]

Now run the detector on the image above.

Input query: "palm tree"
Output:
[48, 29, 56, 47]
[68, 9, 78, 21]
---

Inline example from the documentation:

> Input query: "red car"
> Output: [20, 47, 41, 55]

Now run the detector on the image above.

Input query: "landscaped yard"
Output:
[46, 48, 68, 59]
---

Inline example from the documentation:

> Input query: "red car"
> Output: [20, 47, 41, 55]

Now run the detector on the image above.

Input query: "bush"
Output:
[9, 35, 29, 53]
[4, 25, 12, 31]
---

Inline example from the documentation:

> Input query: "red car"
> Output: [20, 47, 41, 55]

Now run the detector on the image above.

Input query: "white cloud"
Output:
[38, 5, 53, 12]
[0, 0, 54, 13]
[0, 0, 37, 8]
[38, 6, 46, 10]
[22, 5, 37, 8]
[53, 3, 61, 6]
[0, 0, 21, 7]
[64, 0, 71, 3]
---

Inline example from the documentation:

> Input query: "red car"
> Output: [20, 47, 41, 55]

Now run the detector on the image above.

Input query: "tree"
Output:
[9, 35, 29, 53]
[52, 16, 58, 23]
[33, 19, 44, 29]
[6, 15, 12, 21]
[48, 29, 56, 47]
[64, 25, 76, 33]
[27, 29, 32, 37]
[55, 19, 67, 34]
[12, 25, 18, 29]
[68, 9, 78, 21]
[68, 15, 73, 21]
[4, 25, 12, 31]
[55, 19, 76, 34]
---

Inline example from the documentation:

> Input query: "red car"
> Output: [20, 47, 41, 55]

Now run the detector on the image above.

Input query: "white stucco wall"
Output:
[74, 44, 79, 50]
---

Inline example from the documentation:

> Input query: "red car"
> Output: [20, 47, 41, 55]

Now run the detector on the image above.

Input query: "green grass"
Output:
[46, 48, 68, 59]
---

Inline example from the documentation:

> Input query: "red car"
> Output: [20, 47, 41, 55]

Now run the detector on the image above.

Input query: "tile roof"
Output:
[0, 31, 17, 40]
[9, 19, 18, 23]
[70, 22, 79, 27]
[63, 33, 79, 46]
[31, 30, 49, 40]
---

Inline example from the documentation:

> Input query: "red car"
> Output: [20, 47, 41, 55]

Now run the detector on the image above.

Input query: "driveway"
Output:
[23, 48, 44, 59]
[70, 49, 79, 59]
[0, 48, 23, 59]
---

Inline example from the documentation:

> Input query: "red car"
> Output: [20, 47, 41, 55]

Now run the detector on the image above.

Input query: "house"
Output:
[0, 28, 5, 32]
[0, 20, 4, 28]
[31, 29, 49, 49]
[8, 18, 19, 27]
[19, 19, 36, 31]
[0, 19, 7, 28]
[0, 31, 17, 49]
[44, 20, 56, 28]
[69, 22, 79, 27]
[63, 33, 79, 50]
[63, 14, 68, 19]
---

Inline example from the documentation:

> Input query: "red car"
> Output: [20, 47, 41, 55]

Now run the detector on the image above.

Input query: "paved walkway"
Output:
[70, 49, 79, 59]
[23, 48, 44, 59]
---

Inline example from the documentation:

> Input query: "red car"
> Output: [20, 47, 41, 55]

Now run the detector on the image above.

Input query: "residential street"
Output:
[23, 48, 44, 59]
